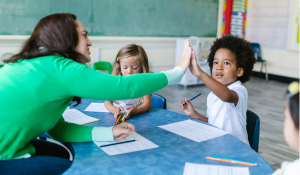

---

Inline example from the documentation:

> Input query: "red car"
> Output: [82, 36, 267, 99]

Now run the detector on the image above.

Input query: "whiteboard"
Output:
[247, 0, 291, 49]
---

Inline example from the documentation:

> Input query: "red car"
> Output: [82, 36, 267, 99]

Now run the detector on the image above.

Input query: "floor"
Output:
[155, 77, 299, 170]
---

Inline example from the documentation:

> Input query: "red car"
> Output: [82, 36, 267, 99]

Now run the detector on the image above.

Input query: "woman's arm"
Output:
[47, 116, 135, 142]
[54, 40, 192, 101]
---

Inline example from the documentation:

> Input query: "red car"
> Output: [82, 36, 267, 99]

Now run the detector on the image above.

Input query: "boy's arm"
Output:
[180, 99, 208, 123]
[199, 72, 239, 105]
[189, 51, 239, 105]
[190, 111, 208, 123]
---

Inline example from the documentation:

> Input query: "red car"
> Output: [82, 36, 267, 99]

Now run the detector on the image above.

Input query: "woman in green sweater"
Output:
[0, 13, 192, 174]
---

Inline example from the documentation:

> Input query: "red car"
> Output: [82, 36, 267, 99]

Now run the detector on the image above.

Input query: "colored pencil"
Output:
[99, 139, 136, 147]
[206, 156, 257, 166]
[182, 93, 201, 106]
[114, 113, 122, 125]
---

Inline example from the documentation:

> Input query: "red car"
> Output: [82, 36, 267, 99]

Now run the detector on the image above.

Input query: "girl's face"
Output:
[284, 100, 299, 152]
[119, 57, 141, 76]
[75, 20, 92, 63]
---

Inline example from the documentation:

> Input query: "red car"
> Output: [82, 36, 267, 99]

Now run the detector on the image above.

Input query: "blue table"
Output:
[64, 99, 274, 175]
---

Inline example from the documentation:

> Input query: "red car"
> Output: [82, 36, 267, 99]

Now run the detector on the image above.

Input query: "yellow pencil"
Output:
[206, 156, 257, 166]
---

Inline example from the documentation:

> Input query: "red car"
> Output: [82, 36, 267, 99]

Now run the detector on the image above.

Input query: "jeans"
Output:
[0, 139, 73, 175]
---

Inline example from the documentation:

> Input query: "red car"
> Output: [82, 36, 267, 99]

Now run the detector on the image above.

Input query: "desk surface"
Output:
[64, 99, 274, 175]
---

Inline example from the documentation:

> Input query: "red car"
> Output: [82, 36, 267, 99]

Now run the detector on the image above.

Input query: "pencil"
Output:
[113, 113, 122, 125]
[182, 93, 201, 106]
[99, 139, 136, 147]
[206, 156, 257, 166]
[122, 112, 127, 122]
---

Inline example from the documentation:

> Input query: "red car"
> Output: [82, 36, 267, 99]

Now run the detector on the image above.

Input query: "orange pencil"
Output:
[114, 113, 122, 125]
[206, 156, 257, 166]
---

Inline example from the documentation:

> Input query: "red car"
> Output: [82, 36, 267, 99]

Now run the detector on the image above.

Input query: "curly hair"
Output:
[207, 35, 256, 83]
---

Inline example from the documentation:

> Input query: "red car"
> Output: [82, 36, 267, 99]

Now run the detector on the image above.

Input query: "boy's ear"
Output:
[237, 67, 244, 77]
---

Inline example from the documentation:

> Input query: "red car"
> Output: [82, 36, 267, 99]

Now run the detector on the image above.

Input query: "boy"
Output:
[180, 35, 256, 145]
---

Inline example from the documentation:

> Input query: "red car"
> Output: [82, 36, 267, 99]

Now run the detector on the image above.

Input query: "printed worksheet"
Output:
[183, 162, 250, 175]
[158, 119, 229, 142]
[63, 108, 100, 125]
[84, 103, 109, 112]
[94, 132, 159, 156]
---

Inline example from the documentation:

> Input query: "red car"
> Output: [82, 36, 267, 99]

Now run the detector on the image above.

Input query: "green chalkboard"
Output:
[0, 0, 219, 37]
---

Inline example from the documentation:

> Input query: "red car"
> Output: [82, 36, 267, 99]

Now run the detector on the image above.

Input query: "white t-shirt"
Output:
[113, 98, 143, 109]
[206, 80, 249, 145]
[272, 159, 299, 175]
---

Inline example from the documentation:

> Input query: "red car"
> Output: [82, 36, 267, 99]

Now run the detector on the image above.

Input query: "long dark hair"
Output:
[4, 13, 86, 105]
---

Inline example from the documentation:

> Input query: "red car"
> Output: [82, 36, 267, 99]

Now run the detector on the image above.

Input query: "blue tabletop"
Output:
[64, 99, 274, 175]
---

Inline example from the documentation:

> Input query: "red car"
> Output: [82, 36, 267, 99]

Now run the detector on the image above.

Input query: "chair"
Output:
[151, 94, 166, 109]
[93, 61, 112, 74]
[39, 133, 74, 160]
[246, 110, 260, 152]
[250, 43, 268, 81]
[0, 65, 4, 68]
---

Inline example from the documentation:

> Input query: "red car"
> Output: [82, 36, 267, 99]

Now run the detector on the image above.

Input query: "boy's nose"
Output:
[216, 65, 223, 70]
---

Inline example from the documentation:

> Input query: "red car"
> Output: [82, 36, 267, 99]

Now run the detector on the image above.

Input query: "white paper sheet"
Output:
[84, 103, 109, 112]
[63, 108, 100, 125]
[158, 119, 229, 143]
[183, 162, 250, 175]
[94, 132, 159, 156]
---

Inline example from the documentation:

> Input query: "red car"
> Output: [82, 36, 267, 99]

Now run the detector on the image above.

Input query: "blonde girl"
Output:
[105, 44, 152, 119]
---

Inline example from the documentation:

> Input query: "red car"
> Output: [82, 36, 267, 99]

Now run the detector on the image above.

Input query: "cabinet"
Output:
[175, 37, 212, 88]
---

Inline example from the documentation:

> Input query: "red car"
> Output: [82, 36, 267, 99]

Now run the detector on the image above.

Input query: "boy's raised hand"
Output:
[176, 39, 192, 73]
[112, 122, 135, 139]
[189, 49, 202, 78]
[114, 106, 124, 119]
[180, 99, 196, 116]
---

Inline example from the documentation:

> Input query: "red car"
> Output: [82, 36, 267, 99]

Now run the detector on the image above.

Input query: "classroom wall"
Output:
[0, 36, 213, 73]
[246, 0, 299, 78]
[0, 0, 298, 78]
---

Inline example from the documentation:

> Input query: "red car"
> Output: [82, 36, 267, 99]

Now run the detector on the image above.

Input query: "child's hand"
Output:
[189, 49, 202, 78]
[180, 99, 195, 116]
[114, 107, 124, 119]
[125, 106, 137, 119]
[176, 39, 192, 73]
[112, 122, 135, 139]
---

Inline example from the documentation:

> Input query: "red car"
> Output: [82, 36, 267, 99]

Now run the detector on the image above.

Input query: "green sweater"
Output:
[0, 55, 174, 159]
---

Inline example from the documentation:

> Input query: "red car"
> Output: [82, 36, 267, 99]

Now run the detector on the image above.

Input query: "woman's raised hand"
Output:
[176, 39, 192, 73]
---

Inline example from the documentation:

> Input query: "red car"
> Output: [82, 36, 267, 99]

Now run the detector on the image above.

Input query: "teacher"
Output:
[0, 13, 192, 174]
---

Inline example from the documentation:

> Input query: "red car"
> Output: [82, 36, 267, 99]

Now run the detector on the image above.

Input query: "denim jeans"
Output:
[0, 139, 72, 175]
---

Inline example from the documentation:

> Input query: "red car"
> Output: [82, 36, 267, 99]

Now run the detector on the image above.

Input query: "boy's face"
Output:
[284, 100, 299, 152]
[212, 48, 244, 86]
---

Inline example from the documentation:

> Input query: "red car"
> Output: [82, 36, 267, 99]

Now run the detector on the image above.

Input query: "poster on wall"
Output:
[294, 3, 299, 48]
[222, 0, 247, 38]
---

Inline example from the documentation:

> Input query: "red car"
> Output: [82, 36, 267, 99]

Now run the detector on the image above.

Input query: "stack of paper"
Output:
[84, 103, 109, 112]
[63, 108, 100, 125]
[158, 119, 229, 143]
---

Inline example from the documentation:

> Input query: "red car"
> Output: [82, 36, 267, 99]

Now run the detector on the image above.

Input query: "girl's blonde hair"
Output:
[112, 44, 150, 75]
